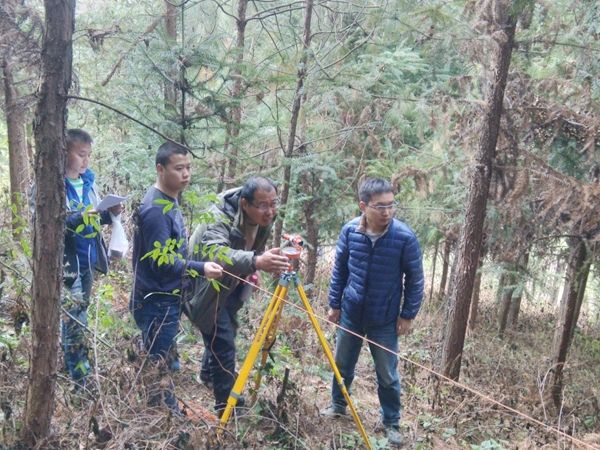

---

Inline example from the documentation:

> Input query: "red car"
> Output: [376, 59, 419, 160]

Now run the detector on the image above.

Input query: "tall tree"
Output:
[163, 0, 178, 113]
[223, 0, 248, 189]
[22, 0, 74, 444]
[272, 0, 314, 247]
[1, 0, 36, 235]
[441, 0, 517, 380]
[2, 57, 30, 233]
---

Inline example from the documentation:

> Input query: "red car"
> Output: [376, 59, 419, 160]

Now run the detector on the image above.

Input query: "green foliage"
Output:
[141, 238, 185, 267]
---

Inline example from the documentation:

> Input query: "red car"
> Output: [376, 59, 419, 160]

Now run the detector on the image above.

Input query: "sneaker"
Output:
[320, 405, 348, 418]
[384, 426, 403, 447]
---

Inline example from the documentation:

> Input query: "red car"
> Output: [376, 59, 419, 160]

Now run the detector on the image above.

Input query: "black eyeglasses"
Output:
[367, 202, 398, 213]
[249, 200, 279, 212]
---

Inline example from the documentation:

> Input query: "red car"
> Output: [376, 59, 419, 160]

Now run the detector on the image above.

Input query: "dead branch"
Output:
[101, 16, 163, 87]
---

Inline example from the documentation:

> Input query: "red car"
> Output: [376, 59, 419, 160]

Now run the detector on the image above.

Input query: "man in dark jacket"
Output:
[184, 176, 289, 413]
[321, 178, 424, 447]
[131, 141, 223, 411]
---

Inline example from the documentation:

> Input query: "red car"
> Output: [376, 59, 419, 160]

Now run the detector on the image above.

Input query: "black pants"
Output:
[201, 284, 244, 408]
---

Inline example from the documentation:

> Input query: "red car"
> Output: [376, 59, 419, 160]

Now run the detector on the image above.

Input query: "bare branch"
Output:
[67, 95, 203, 158]
[101, 16, 163, 87]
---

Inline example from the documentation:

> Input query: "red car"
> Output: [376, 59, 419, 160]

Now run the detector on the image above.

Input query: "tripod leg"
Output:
[219, 283, 290, 429]
[252, 298, 284, 402]
[295, 282, 372, 450]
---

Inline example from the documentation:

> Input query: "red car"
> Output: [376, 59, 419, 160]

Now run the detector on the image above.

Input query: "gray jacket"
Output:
[183, 187, 272, 334]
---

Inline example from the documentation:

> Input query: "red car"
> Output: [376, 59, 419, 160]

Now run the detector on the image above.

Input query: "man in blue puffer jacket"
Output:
[321, 178, 424, 447]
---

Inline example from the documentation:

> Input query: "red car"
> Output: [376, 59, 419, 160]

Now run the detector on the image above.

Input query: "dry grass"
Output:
[1, 256, 599, 449]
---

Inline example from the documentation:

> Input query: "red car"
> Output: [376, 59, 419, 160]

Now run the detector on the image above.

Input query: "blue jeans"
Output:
[62, 270, 93, 383]
[131, 294, 180, 361]
[331, 311, 401, 427]
[131, 294, 181, 410]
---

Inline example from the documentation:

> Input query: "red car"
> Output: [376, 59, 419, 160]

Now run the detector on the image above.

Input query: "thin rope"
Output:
[222, 268, 599, 450]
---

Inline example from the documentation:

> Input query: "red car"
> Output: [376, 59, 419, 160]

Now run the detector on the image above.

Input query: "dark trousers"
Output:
[62, 269, 93, 383]
[201, 284, 244, 408]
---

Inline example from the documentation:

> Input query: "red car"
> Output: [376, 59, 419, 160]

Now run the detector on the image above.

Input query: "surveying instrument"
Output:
[218, 234, 372, 449]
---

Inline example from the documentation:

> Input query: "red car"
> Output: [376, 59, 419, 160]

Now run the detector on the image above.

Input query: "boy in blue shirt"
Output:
[62, 129, 123, 388]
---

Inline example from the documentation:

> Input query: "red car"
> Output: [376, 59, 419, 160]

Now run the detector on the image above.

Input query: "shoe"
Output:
[215, 396, 246, 418]
[320, 405, 348, 418]
[197, 373, 213, 389]
[384, 426, 403, 447]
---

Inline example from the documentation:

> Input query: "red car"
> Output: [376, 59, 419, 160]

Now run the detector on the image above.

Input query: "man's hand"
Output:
[327, 308, 341, 324]
[108, 203, 124, 216]
[396, 317, 412, 336]
[255, 248, 290, 274]
[203, 262, 224, 280]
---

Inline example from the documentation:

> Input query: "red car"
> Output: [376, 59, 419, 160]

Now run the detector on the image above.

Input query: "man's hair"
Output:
[156, 141, 188, 167]
[66, 128, 93, 151]
[240, 176, 277, 202]
[358, 178, 393, 203]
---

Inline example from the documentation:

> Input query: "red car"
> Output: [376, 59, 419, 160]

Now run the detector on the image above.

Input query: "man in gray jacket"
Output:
[184, 176, 289, 413]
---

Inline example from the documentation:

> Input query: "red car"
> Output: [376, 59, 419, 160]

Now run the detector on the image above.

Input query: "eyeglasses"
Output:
[367, 202, 398, 213]
[249, 200, 279, 212]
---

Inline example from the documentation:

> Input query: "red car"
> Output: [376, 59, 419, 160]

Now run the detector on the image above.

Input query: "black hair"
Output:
[240, 176, 277, 202]
[358, 178, 393, 203]
[66, 129, 93, 151]
[156, 141, 188, 167]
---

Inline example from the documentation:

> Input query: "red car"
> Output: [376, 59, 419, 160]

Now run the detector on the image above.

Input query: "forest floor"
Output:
[1, 259, 600, 450]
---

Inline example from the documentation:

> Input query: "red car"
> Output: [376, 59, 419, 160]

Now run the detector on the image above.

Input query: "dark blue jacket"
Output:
[328, 216, 424, 325]
[131, 186, 205, 303]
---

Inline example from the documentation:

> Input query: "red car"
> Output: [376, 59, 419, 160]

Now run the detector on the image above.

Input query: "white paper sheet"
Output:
[96, 194, 128, 211]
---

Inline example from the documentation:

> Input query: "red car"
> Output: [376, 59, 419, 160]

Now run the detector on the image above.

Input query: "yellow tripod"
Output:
[218, 268, 372, 450]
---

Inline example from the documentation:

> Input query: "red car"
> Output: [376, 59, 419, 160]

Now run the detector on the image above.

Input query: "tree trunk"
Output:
[468, 253, 484, 330]
[440, 7, 516, 380]
[497, 270, 516, 338]
[438, 238, 451, 299]
[429, 238, 439, 303]
[272, 0, 313, 248]
[508, 251, 529, 328]
[224, 0, 248, 188]
[2, 56, 30, 236]
[300, 175, 318, 286]
[551, 237, 587, 408]
[163, 0, 178, 111]
[567, 252, 591, 346]
[549, 256, 562, 305]
[22, 0, 74, 444]
[495, 269, 507, 306]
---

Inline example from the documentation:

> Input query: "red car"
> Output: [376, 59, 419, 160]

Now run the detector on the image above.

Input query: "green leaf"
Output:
[210, 279, 221, 292]
[20, 238, 32, 258]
